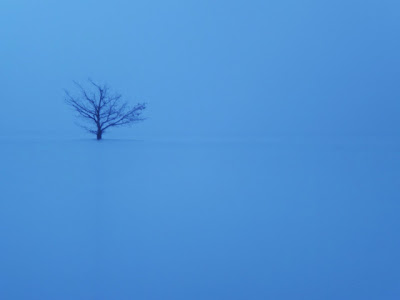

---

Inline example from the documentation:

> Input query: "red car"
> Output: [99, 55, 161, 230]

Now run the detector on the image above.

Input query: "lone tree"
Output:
[65, 80, 146, 140]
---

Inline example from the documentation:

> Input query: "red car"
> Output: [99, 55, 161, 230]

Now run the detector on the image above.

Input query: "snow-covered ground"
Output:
[0, 136, 399, 300]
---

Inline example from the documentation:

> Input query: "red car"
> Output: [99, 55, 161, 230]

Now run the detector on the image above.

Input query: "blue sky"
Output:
[1, 0, 399, 138]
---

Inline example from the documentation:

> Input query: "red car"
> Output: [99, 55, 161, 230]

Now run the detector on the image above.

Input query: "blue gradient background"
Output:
[1, 1, 400, 300]
[1, 0, 399, 138]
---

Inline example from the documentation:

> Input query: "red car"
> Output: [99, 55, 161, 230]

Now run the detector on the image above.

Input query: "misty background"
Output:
[1, 0, 399, 139]
[1, 1, 400, 300]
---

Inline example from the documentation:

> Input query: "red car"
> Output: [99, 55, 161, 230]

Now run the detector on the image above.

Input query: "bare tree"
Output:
[65, 80, 146, 140]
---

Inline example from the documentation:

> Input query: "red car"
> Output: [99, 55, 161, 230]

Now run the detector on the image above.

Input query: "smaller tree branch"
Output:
[65, 80, 146, 140]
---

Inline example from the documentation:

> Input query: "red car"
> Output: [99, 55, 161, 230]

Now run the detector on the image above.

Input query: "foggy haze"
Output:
[1, 0, 399, 138]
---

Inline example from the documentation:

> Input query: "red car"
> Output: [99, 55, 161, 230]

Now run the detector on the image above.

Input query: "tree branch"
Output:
[65, 80, 146, 139]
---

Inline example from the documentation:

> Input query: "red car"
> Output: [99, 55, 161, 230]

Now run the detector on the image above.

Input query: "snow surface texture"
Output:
[0, 136, 399, 300]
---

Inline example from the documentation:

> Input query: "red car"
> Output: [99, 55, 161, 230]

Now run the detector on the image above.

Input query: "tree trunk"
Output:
[96, 130, 102, 140]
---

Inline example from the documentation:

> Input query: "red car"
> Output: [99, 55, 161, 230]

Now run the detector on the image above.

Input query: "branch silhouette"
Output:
[65, 80, 146, 140]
